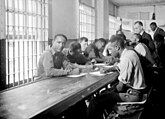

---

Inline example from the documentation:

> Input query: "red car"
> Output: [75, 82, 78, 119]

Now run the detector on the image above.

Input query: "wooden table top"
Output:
[0, 72, 119, 119]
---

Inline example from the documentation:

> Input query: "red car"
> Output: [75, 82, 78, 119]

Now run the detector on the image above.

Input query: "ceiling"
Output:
[109, 0, 165, 6]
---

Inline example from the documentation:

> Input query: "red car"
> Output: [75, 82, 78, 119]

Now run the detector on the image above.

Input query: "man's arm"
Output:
[147, 34, 156, 54]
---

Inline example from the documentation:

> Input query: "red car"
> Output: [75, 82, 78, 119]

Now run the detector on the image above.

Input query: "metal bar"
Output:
[31, 41, 34, 81]
[18, 41, 20, 85]
[13, 40, 16, 86]
[23, 40, 25, 84]
[27, 40, 29, 83]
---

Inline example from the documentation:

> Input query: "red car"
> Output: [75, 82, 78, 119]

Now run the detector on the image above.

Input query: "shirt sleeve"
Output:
[117, 57, 133, 84]
[43, 52, 68, 77]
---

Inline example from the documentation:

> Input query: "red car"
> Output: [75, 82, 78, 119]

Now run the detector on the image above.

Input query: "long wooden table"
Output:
[0, 72, 118, 119]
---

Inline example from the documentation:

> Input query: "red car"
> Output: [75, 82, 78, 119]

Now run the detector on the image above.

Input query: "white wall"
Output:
[96, 0, 109, 39]
[50, 0, 79, 39]
[49, 0, 115, 40]
[80, 0, 95, 7]
[118, 5, 165, 29]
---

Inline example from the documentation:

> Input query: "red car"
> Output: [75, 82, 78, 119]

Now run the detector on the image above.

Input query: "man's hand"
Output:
[69, 68, 80, 75]
[91, 59, 97, 64]
[100, 67, 109, 74]
[105, 56, 117, 65]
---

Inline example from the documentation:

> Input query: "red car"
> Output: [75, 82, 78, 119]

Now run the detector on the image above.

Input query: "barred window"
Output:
[109, 15, 120, 39]
[5, 0, 48, 88]
[79, 2, 95, 43]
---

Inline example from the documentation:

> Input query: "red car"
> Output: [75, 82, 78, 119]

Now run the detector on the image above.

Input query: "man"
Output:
[134, 21, 155, 56]
[87, 35, 146, 119]
[64, 41, 90, 65]
[130, 33, 156, 88]
[37, 34, 79, 78]
[37, 34, 87, 119]
[84, 38, 106, 63]
[130, 33, 156, 66]
[78, 37, 88, 53]
[150, 22, 165, 43]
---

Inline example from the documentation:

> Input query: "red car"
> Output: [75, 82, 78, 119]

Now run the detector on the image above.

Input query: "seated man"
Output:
[84, 38, 107, 63]
[78, 37, 88, 54]
[87, 35, 146, 119]
[37, 34, 79, 78]
[37, 34, 87, 119]
[63, 41, 90, 65]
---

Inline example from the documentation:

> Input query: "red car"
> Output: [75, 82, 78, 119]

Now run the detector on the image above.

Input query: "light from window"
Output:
[79, 3, 95, 43]
[5, 0, 48, 88]
[109, 15, 120, 39]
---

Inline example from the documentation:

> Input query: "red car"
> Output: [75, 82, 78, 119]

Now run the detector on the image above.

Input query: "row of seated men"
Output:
[36, 21, 165, 119]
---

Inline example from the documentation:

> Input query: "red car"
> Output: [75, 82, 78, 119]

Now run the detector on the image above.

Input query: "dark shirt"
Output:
[67, 52, 90, 65]
[154, 27, 165, 39]
[157, 43, 165, 68]
[141, 31, 155, 55]
[53, 52, 68, 69]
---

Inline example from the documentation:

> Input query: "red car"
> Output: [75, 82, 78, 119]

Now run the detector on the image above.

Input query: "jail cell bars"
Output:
[5, 0, 48, 88]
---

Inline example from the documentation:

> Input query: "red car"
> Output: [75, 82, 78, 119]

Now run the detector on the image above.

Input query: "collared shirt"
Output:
[37, 48, 69, 78]
[117, 48, 146, 90]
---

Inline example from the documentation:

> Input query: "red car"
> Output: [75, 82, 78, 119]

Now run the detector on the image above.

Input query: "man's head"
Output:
[78, 37, 88, 52]
[134, 21, 143, 34]
[52, 34, 67, 52]
[69, 42, 81, 55]
[94, 38, 106, 50]
[131, 33, 142, 43]
[107, 35, 125, 58]
[150, 22, 157, 32]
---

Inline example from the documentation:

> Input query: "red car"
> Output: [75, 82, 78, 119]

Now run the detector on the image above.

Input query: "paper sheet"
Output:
[102, 65, 113, 68]
[89, 71, 106, 76]
[89, 71, 113, 76]
[94, 63, 106, 66]
[67, 73, 87, 78]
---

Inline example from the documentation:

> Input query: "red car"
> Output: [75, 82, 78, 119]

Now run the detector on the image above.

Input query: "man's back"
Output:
[117, 48, 146, 90]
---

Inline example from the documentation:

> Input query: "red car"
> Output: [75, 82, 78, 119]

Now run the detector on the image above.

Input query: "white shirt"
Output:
[140, 30, 144, 36]
[117, 48, 146, 90]
[134, 43, 155, 65]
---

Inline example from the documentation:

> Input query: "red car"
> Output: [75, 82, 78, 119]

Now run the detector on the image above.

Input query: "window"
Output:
[5, 0, 48, 88]
[79, 2, 95, 43]
[109, 15, 120, 39]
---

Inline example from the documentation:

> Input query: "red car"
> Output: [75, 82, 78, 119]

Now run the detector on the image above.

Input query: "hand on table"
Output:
[68, 68, 80, 75]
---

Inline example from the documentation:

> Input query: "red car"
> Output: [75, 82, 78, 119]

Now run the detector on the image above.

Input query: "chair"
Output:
[105, 87, 152, 119]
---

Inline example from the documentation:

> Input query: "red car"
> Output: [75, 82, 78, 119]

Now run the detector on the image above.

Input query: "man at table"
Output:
[84, 38, 107, 63]
[37, 34, 79, 78]
[37, 34, 87, 119]
[87, 34, 146, 119]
